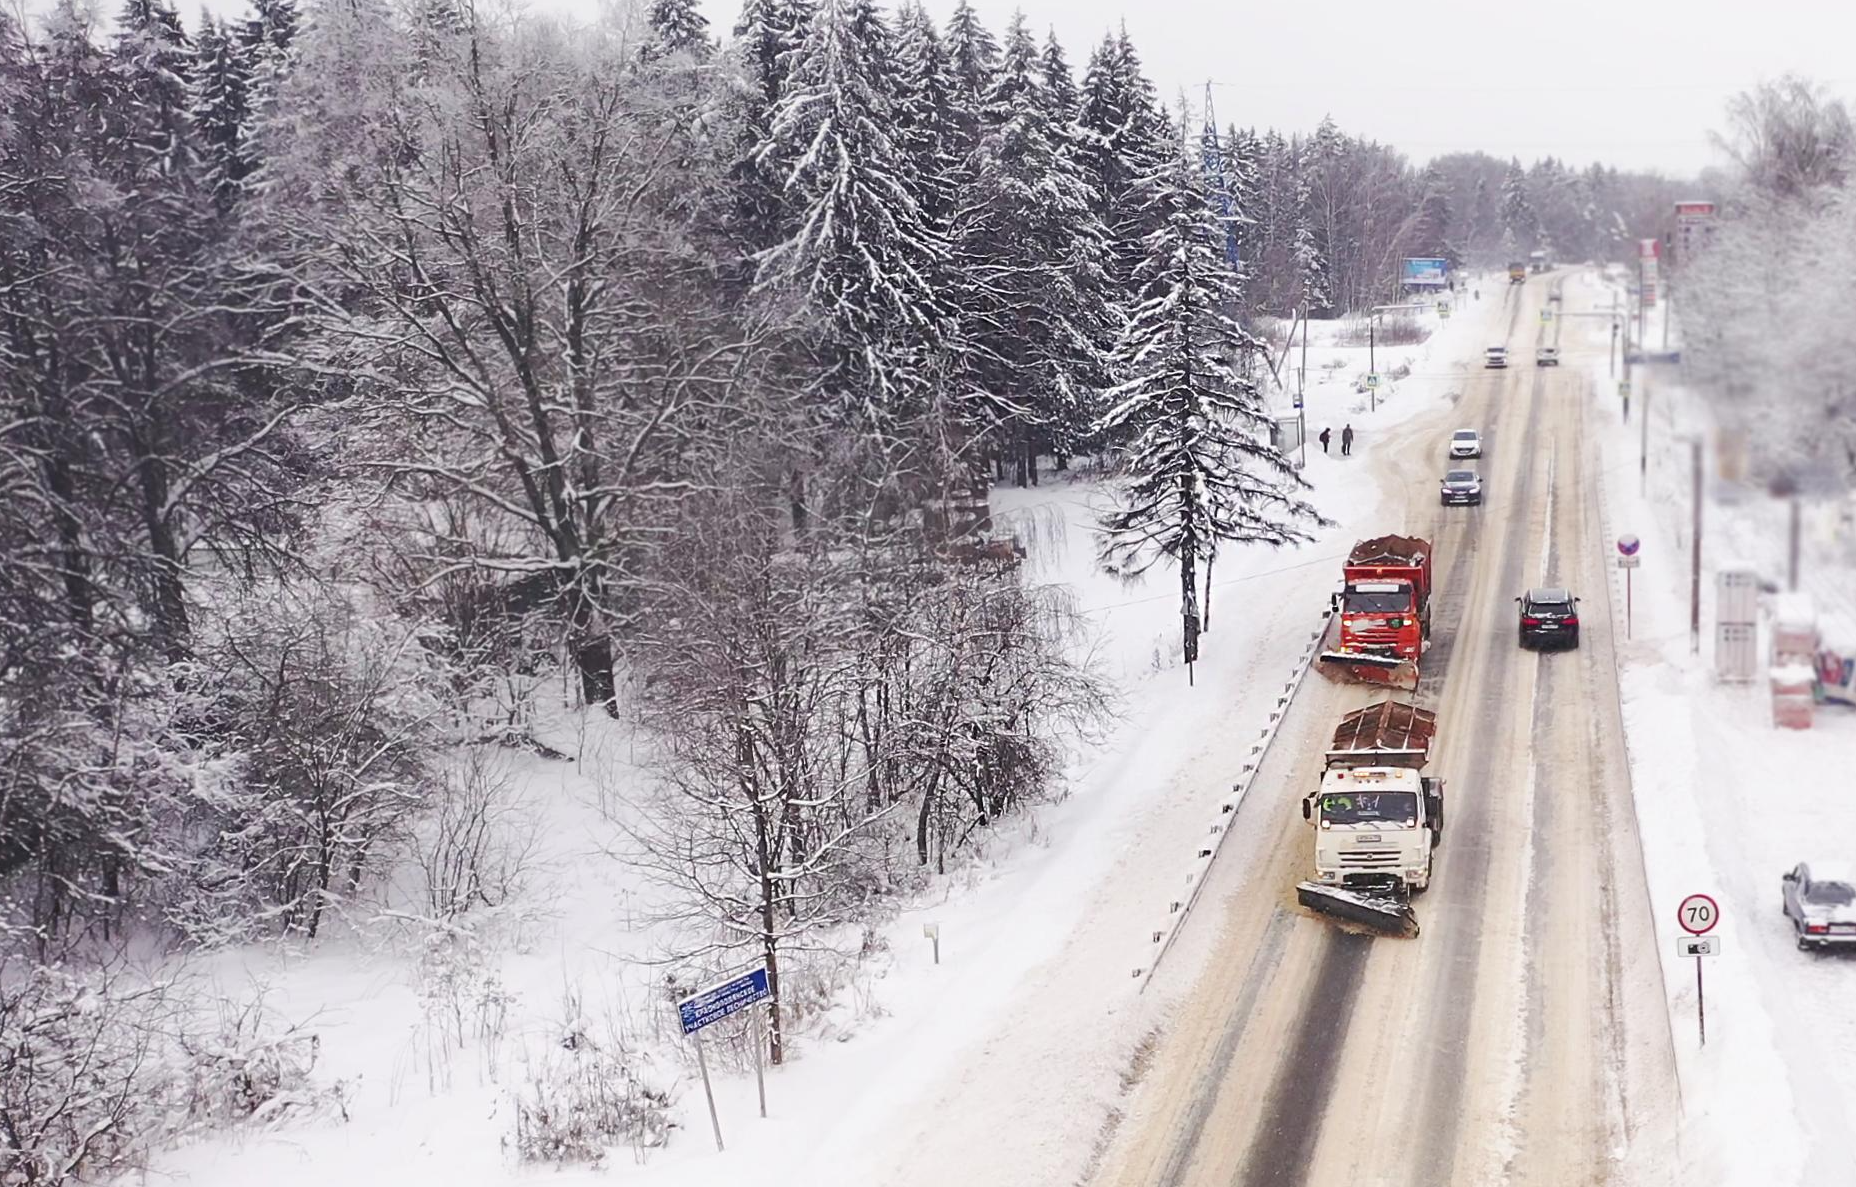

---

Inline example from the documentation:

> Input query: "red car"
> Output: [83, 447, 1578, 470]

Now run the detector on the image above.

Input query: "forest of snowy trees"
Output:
[0, 0, 1693, 1174]
[1682, 77, 1856, 494]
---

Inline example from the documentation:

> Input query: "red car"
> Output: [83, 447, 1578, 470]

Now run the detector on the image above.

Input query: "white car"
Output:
[1783, 863, 1856, 951]
[1484, 346, 1508, 369]
[1449, 429, 1482, 459]
[1536, 346, 1560, 367]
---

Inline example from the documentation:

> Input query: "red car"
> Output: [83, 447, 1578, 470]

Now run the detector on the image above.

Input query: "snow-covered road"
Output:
[1089, 272, 1680, 1187]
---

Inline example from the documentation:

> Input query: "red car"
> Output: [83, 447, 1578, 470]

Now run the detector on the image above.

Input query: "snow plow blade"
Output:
[1296, 882, 1420, 938]
[1317, 651, 1420, 691]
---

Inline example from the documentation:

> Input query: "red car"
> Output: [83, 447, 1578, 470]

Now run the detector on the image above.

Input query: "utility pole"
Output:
[1789, 496, 1802, 591]
[1637, 256, 1647, 346]
[1297, 310, 1309, 468]
[1610, 292, 1619, 379]
[1690, 437, 1703, 655]
[1368, 315, 1377, 413]
[1640, 380, 1652, 496]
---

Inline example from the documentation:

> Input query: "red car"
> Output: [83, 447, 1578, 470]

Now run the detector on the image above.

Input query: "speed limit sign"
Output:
[1678, 893, 1720, 935]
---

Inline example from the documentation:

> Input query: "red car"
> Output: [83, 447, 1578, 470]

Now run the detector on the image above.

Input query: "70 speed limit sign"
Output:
[1677, 893, 1721, 1048]
[1678, 893, 1720, 935]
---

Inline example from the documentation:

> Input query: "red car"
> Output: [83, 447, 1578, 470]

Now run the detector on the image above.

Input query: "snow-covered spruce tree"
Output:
[726, 0, 808, 257]
[1077, 26, 1172, 303]
[953, 13, 1114, 485]
[642, 0, 711, 62]
[1223, 123, 1263, 309]
[1290, 152, 1330, 314]
[236, 0, 297, 185]
[1501, 156, 1537, 253]
[941, 0, 997, 146]
[755, 0, 947, 421]
[1097, 131, 1321, 678]
[189, 16, 254, 213]
[890, 1, 957, 234]
[1408, 162, 1456, 267]
[1469, 173, 1495, 263]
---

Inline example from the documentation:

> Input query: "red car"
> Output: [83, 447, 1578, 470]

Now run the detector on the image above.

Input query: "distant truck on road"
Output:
[1507, 261, 1527, 284]
[1297, 700, 1445, 937]
[1529, 250, 1548, 274]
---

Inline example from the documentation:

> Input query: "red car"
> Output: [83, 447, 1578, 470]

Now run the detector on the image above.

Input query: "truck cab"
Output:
[1305, 767, 1444, 894]
[1507, 261, 1527, 284]
[1337, 579, 1423, 661]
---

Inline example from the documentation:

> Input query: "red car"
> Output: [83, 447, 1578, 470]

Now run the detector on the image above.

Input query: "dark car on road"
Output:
[1439, 470, 1483, 506]
[1516, 588, 1580, 649]
[1783, 863, 1856, 951]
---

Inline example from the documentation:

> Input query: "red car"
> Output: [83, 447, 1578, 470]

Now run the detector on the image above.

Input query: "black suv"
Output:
[1517, 588, 1580, 649]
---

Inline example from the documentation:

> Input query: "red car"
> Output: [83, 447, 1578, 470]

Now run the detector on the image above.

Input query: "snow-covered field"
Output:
[143, 291, 1507, 1187]
[1571, 268, 1856, 1187]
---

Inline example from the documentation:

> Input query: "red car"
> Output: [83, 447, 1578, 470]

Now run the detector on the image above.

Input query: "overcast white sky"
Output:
[559, 0, 1856, 178]
[115, 0, 1852, 176]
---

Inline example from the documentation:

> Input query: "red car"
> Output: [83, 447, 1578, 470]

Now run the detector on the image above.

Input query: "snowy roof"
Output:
[1774, 593, 1817, 629]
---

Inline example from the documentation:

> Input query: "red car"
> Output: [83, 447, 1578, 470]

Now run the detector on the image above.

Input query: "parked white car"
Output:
[1449, 429, 1483, 459]
[1783, 863, 1856, 951]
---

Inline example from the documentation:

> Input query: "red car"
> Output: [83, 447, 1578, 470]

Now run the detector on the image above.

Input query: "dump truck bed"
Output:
[1344, 534, 1431, 571]
[1325, 699, 1435, 769]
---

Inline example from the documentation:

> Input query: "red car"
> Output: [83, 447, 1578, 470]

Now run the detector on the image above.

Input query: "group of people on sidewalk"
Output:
[1318, 424, 1355, 457]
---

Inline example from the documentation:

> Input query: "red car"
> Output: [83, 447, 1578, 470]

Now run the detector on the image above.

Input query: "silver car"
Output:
[1782, 863, 1856, 950]
[1449, 429, 1483, 459]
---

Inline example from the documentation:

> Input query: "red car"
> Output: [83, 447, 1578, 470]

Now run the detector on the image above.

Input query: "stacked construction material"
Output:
[1771, 592, 1819, 729]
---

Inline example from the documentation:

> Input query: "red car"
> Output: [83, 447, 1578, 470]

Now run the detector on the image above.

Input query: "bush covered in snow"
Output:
[507, 1005, 672, 1166]
[0, 963, 334, 1185]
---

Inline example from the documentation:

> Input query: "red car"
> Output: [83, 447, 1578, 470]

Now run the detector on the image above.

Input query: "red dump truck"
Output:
[1318, 535, 1433, 691]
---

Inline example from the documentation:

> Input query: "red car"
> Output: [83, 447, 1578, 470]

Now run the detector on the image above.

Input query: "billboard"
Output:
[1401, 258, 1448, 287]
[1674, 200, 1717, 266]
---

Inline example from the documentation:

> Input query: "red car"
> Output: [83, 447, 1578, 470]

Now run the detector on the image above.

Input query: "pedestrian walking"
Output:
[1341, 424, 1355, 456]
[1319, 427, 1332, 454]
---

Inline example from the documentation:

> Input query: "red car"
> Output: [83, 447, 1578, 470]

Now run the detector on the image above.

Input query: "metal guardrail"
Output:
[1133, 598, 1337, 991]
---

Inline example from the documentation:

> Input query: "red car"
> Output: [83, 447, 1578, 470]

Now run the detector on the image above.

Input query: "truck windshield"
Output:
[1320, 791, 1418, 826]
[1344, 590, 1410, 614]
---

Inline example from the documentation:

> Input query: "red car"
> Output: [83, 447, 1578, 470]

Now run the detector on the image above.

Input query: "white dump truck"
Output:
[1296, 699, 1444, 937]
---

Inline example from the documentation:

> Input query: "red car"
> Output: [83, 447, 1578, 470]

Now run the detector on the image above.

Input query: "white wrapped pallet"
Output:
[1717, 566, 1761, 625]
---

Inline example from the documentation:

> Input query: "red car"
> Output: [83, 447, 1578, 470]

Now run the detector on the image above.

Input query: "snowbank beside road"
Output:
[1575, 268, 1856, 1187]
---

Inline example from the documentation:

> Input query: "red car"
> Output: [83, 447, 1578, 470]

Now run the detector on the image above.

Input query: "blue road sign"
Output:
[678, 967, 771, 1036]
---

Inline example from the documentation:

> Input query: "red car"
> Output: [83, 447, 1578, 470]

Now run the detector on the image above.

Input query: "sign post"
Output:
[676, 966, 774, 1151]
[1616, 535, 1641, 638]
[1677, 894, 1720, 1046]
